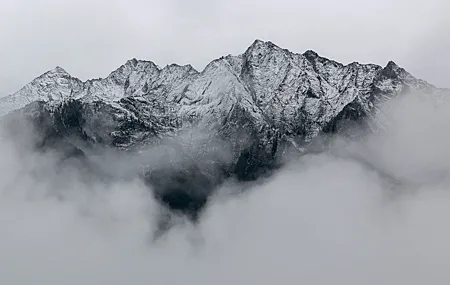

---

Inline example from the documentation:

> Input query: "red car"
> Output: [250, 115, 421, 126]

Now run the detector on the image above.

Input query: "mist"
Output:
[1, 91, 450, 284]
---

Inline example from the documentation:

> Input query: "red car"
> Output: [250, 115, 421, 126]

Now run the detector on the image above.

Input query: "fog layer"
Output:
[1, 92, 450, 284]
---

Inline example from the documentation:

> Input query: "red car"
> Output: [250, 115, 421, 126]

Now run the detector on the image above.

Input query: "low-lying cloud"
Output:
[1, 91, 450, 284]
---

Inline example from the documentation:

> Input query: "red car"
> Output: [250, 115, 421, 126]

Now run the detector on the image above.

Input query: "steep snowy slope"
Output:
[0, 67, 84, 115]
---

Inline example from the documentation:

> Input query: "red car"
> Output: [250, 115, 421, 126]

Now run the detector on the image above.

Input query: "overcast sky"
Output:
[0, 0, 448, 96]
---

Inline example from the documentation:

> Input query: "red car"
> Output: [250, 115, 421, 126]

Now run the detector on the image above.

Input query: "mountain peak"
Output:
[250, 39, 265, 46]
[43, 66, 70, 77]
[379, 60, 404, 79]
[246, 39, 281, 52]
[125, 58, 139, 67]
[106, 59, 160, 82]
[164, 63, 196, 71]
[385, 60, 399, 69]
[123, 58, 159, 69]
[303, 50, 319, 58]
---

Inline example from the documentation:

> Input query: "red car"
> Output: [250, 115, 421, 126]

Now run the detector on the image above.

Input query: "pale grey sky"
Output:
[0, 0, 448, 96]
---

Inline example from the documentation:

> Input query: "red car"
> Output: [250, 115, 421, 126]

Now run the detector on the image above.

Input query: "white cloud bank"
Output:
[1, 91, 450, 284]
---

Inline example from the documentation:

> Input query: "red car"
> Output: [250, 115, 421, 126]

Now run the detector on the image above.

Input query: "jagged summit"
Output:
[34, 66, 73, 82]
[45, 66, 70, 76]
[248, 39, 268, 47]
[303, 49, 319, 58]
[245, 39, 289, 57]
[248, 39, 277, 49]
[0, 39, 444, 130]
[385, 60, 398, 68]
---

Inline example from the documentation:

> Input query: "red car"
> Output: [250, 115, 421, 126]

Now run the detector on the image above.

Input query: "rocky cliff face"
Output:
[0, 40, 446, 217]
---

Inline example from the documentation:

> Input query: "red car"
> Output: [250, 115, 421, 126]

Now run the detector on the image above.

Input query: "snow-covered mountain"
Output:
[1, 40, 443, 136]
[1, 39, 447, 216]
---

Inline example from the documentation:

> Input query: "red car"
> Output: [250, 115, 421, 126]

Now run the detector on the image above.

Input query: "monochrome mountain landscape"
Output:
[0, 40, 448, 220]
[2, 38, 450, 284]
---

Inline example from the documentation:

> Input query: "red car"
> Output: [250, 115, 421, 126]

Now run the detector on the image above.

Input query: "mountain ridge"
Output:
[3, 39, 440, 114]
[1, 39, 447, 218]
[1, 39, 446, 164]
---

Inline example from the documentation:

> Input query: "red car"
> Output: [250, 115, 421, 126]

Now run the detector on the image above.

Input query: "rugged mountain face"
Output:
[0, 40, 446, 217]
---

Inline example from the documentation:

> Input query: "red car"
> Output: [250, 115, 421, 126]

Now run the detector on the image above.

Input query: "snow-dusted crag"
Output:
[1, 40, 446, 215]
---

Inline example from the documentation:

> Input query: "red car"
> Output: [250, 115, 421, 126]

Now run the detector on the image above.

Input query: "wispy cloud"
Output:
[0, 89, 450, 284]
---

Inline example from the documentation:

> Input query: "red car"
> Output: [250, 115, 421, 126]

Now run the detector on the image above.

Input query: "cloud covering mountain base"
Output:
[1, 92, 450, 284]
